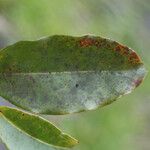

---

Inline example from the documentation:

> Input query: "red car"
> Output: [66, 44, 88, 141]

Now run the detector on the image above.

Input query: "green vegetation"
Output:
[0, 0, 149, 150]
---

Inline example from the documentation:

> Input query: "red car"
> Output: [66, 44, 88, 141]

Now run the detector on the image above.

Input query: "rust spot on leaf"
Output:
[115, 45, 121, 52]
[79, 37, 103, 48]
[133, 78, 143, 87]
[94, 40, 102, 47]
[114, 44, 130, 55]
[114, 44, 141, 64]
[79, 37, 94, 47]
[129, 51, 141, 64]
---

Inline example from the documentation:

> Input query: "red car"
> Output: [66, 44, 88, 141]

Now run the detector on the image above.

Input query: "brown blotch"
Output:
[79, 38, 94, 47]
[129, 51, 141, 64]
[79, 37, 102, 48]
[115, 45, 121, 52]
[114, 44, 141, 64]
[114, 44, 130, 56]
[93, 40, 102, 47]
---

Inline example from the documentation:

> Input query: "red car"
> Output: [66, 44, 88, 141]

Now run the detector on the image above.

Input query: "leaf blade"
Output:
[0, 106, 78, 149]
[0, 35, 147, 114]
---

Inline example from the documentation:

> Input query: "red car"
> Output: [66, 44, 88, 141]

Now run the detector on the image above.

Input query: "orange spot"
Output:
[114, 44, 141, 64]
[129, 52, 141, 64]
[80, 38, 94, 47]
[115, 45, 121, 52]
[79, 37, 102, 48]
[114, 44, 130, 55]
[130, 52, 140, 60]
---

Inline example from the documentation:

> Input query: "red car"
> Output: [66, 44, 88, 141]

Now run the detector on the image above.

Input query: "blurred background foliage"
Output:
[0, 0, 149, 150]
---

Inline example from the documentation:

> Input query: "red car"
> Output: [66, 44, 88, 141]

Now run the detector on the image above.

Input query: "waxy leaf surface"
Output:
[0, 106, 78, 150]
[0, 35, 146, 114]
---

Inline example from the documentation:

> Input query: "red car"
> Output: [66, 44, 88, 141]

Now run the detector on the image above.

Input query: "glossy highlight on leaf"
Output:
[0, 35, 147, 114]
[0, 106, 78, 150]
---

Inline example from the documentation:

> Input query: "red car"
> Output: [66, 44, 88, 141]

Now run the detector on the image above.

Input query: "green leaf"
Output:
[0, 35, 147, 114]
[0, 106, 78, 150]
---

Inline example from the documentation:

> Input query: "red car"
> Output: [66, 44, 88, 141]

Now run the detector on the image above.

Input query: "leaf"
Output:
[0, 106, 78, 150]
[0, 35, 147, 114]
[0, 138, 9, 150]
